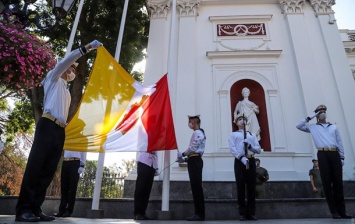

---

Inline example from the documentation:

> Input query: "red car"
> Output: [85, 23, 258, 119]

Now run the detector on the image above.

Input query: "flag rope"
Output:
[156, 161, 178, 176]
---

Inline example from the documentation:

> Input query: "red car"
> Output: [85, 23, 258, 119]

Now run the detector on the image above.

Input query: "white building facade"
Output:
[142, 0, 355, 181]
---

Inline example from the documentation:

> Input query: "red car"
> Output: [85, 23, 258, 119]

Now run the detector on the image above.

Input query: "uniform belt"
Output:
[317, 148, 337, 151]
[42, 113, 66, 128]
[63, 157, 80, 161]
[188, 153, 201, 158]
[246, 154, 254, 159]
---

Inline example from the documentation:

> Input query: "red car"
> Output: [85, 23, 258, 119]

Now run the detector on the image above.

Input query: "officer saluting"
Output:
[296, 105, 352, 219]
[229, 113, 261, 221]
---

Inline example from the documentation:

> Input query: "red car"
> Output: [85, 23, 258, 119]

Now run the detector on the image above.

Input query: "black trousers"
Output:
[59, 160, 80, 214]
[187, 156, 205, 218]
[134, 162, 155, 216]
[317, 151, 346, 215]
[234, 157, 256, 216]
[16, 118, 64, 215]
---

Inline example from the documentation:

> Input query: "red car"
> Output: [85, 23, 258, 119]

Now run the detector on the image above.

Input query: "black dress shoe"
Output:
[332, 213, 341, 219]
[340, 213, 353, 219]
[134, 214, 147, 220]
[248, 215, 258, 221]
[62, 211, 72, 217]
[15, 212, 40, 222]
[33, 212, 55, 221]
[186, 214, 204, 221]
[53, 211, 64, 217]
[239, 215, 247, 221]
[143, 214, 154, 220]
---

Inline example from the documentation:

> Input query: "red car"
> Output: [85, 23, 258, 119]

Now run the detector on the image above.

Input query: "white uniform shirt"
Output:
[64, 150, 87, 165]
[183, 129, 206, 156]
[229, 130, 261, 159]
[137, 152, 158, 170]
[41, 48, 84, 124]
[296, 119, 344, 158]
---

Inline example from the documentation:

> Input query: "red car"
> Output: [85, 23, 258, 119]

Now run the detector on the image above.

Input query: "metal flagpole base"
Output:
[156, 210, 174, 220]
[85, 209, 104, 218]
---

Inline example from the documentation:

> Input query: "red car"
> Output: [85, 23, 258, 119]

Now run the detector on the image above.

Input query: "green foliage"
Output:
[77, 159, 136, 198]
[5, 98, 34, 142]
[39, 0, 149, 74]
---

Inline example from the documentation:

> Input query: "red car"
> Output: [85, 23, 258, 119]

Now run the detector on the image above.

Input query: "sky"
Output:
[332, 0, 355, 30]
[87, 0, 355, 166]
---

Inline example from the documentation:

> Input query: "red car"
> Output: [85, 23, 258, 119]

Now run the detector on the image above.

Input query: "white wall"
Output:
[143, 0, 355, 181]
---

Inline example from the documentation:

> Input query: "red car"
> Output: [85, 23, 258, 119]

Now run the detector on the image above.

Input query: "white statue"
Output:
[234, 87, 261, 141]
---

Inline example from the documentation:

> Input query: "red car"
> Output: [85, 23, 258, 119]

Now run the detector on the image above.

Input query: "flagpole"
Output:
[91, 0, 129, 211]
[162, 0, 177, 212]
[65, 0, 85, 57]
[115, 0, 129, 62]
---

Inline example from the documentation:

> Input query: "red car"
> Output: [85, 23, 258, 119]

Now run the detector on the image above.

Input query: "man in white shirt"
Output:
[229, 113, 261, 221]
[134, 151, 158, 220]
[54, 150, 87, 218]
[177, 115, 206, 221]
[15, 40, 102, 222]
[296, 104, 352, 219]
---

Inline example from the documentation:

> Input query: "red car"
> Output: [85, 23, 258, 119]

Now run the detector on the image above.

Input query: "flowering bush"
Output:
[0, 20, 56, 91]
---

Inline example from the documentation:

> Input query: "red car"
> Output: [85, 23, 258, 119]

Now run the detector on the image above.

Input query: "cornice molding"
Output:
[209, 15, 273, 22]
[279, 0, 305, 14]
[206, 50, 282, 59]
[146, 0, 171, 18]
[177, 0, 201, 16]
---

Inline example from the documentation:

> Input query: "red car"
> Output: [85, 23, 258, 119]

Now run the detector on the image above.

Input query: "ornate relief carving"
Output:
[349, 35, 355, 41]
[218, 24, 266, 37]
[352, 70, 355, 80]
[279, 0, 305, 14]
[146, 0, 171, 18]
[309, 0, 335, 14]
[177, 0, 201, 16]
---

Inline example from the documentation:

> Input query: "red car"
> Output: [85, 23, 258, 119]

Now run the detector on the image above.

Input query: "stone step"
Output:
[1, 196, 355, 219]
[124, 180, 355, 199]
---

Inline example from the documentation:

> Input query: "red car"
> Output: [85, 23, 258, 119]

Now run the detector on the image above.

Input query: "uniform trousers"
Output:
[317, 150, 346, 215]
[187, 156, 205, 218]
[234, 157, 256, 216]
[59, 160, 80, 214]
[134, 162, 155, 216]
[16, 118, 64, 215]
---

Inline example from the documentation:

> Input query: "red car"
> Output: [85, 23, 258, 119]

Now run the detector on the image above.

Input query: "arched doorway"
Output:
[230, 79, 271, 151]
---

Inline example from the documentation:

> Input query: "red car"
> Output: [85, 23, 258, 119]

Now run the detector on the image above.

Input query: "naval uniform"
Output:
[296, 119, 347, 215]
[182, 129, 206, 219]
[229, 130, 261, 217]
[58, 150, 87, 215]
[16, 47, 89, 216]
[134, 152, 158, 217]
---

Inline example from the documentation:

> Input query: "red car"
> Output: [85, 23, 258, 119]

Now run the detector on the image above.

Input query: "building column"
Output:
[174, 0, 201, 147]
[144, 0, 171, 85]
[279, 0, 324, 111]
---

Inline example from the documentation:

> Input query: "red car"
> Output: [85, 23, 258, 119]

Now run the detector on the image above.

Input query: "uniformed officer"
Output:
[229, 113, 261, 221]
[296, 105, 352, 219]
[177, 115, 206, 221]
[15, 40, 102, 222]
[54, 150, 87, 218]
[133, 151, 158, 220]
